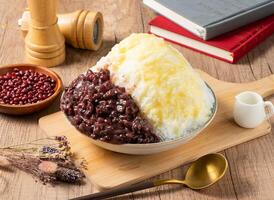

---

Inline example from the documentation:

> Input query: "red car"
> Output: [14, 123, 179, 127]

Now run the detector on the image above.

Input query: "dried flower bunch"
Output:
[0, 136, 86, 184]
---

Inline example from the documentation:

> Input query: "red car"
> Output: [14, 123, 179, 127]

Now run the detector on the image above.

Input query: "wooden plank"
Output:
[0, 0, 274, 199]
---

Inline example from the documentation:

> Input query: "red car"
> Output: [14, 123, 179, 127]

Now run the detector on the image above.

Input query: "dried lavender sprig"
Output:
[0, 136, 86, 184]
[56, 167, 85, 183]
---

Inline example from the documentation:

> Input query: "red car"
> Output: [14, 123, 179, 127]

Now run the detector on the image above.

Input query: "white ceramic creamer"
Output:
[234, 91, 274, 128]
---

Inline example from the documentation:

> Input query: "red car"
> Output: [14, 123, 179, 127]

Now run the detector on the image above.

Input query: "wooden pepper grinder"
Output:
[58, 10, 104, 51]
[25, 0, 65, 67]
[19, 10, 104, 51]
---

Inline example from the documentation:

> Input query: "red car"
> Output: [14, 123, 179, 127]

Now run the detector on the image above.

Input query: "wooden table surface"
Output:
[0, 0, 274, 199]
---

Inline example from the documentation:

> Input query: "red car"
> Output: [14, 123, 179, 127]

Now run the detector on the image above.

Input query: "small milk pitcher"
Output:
[234, 91, 274, 128]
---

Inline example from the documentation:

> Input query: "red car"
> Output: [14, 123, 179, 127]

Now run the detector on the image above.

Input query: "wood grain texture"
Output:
[0, 0, 274, 199]
[39, 70, 273, 190]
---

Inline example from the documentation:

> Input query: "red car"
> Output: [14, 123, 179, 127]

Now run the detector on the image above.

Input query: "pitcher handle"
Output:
[264, 101, 274, 119]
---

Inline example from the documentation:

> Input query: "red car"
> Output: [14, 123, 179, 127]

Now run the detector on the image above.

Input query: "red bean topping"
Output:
[0, 68, 56, 105]
[60, 69, 160, 144]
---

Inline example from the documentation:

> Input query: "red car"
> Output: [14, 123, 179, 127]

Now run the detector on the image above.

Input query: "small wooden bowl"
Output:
[0, 64, 62, 115]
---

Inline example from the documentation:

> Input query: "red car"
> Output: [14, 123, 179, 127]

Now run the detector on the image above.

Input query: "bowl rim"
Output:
[0, 63, 63, 108]
[62, 82, 217, 147]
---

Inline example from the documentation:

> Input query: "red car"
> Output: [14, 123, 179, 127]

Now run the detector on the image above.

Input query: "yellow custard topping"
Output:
[93, 33, 214, 139]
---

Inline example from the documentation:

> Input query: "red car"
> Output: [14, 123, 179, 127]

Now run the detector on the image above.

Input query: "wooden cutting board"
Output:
[39, 70, 274, 190]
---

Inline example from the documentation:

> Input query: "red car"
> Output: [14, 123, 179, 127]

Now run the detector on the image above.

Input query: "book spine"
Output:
[232, 21, 274, 63]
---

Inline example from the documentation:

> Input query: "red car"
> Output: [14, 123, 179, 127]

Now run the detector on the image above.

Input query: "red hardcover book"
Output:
[149, 15, 274, 63]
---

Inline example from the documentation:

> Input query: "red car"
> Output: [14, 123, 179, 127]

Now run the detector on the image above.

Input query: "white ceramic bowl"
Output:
[63, 83, 217, 155]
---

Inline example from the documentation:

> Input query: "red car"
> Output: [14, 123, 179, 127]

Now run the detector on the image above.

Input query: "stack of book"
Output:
[143, 0, 274, 63]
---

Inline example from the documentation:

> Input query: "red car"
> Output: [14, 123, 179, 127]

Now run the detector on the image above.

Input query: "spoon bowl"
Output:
[153, 153, 228, 189]
[184, 153, 228, 189]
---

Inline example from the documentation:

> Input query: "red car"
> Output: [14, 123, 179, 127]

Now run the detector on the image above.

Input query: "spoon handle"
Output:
[70, 181, 155, 200]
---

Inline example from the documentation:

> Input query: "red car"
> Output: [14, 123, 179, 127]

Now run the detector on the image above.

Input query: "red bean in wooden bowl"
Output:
[0, 64, 62, 115]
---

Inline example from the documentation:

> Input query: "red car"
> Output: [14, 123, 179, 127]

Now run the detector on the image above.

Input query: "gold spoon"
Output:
[72, 153, 228, 200]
